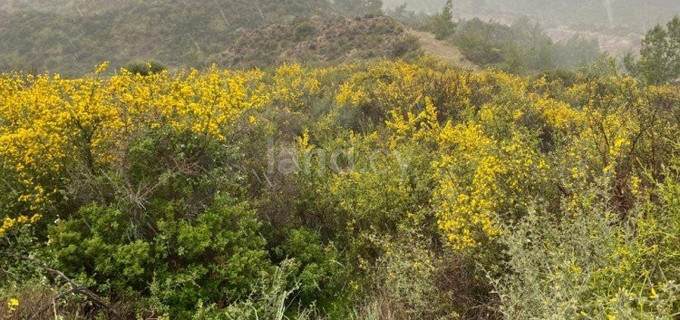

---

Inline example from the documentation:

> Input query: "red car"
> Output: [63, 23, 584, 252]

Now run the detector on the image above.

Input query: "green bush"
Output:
[49, 194, 271, 316]
[123, 61, 167, 76]
[43, 128, 271, 316]
[294, 23, 317, 42]
[494, 176, 680, 319]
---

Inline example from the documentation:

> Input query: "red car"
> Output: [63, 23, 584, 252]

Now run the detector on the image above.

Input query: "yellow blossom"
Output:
[7, 298, 19, 311]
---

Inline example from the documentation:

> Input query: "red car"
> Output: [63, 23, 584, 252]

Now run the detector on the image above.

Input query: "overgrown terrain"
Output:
[2, 1, 680, 320]
[1, 53, 680, 320]
[214, 15, 420, 69]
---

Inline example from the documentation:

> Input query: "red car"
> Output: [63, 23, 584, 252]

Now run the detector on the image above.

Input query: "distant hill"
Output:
[0, 0, 365, 75]
[214, 15, 421, 69]
[0, 0, 142, 14]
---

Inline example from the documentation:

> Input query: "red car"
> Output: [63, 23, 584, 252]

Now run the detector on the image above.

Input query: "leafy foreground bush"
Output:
[495, 175, 680, 319]
[1, 59, 680, 319]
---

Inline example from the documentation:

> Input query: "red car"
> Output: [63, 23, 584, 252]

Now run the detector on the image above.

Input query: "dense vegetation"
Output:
[2, 0, 680, 318]
[1, 47, 680, 319]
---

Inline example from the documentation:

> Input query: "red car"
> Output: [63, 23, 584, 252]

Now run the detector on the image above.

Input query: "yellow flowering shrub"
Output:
[0, 214, 41, 238]
[1, 59, 679, 318]
[433, 120, 551, 248]
[0, 64, 266, 219]
[270, 64, 321, 110]
[336, 60, 473, 123]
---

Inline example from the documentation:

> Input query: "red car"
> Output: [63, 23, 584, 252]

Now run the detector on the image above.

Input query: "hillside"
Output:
[0, 0, 337, 74]
[0, 0, 141, 14]
[215, 15, 421, 68]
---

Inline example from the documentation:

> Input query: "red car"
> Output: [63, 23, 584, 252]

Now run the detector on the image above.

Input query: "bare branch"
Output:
[5, 253, 119, 317]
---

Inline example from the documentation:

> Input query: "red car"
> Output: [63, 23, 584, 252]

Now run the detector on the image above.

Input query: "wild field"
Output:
[1, 57, 679, 318]
[2, 1, 680, 319]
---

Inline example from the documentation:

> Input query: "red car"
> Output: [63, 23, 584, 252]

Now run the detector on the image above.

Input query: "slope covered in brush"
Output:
[0, 0, 335, 74]
[215, 15, 421, 68]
